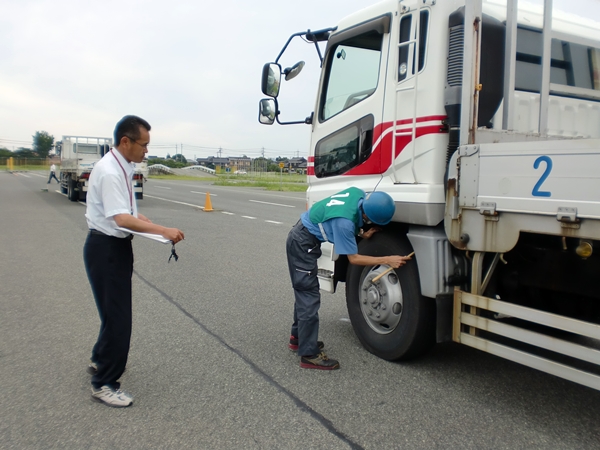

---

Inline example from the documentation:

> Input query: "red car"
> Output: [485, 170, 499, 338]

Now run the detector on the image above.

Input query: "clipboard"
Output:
[115, 227, 171, 244]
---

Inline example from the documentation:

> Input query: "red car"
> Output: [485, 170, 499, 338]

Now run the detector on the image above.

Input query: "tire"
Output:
[68, 179, 78, 202]
[346, 232, 435, 361]
[60, 174, 68, 194]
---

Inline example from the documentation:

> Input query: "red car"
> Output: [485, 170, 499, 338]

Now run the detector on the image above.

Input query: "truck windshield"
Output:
[320, 30, 383, 121]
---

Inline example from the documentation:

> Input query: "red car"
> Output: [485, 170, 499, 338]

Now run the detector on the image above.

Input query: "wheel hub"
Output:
[359, 266, 403, 334]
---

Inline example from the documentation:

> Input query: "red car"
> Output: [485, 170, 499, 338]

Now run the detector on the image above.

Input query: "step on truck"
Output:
[58, 135, 145, 201]
[258, 0, 600, 390]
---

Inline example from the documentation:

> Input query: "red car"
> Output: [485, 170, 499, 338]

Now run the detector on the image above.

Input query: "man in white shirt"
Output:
[84, 115, 184, 408]
[47, 163, 59, 183]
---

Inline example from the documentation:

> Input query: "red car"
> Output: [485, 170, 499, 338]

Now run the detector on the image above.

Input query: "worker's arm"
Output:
[347, 253, 411, 268]
[113, 214, 184, 243]
[137, 213, 152, 223]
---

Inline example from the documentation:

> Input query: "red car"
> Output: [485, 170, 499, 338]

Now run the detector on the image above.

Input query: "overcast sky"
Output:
[1, 0, 599, 159]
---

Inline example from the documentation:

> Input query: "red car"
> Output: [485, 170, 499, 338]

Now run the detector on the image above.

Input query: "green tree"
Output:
[0, 148, 13, 158]
[33, 131, 54, 158]
[15, 148, 36, 158]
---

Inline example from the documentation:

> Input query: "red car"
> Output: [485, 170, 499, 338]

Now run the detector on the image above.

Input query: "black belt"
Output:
[89, 229, 133, 241]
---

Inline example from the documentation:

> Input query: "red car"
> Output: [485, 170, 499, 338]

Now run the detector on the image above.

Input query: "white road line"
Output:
[54, 190, 85, 205]
[15, 173, 31, 177]
[155, 186, 172, 190]
[249, 200, 295, 208]
[191, 191, 217, 196]
[144, 194, 205, 209]
[30, 173, 48, 178]
[222, 212, 235, 215]
[265, 220, 282, 224]
[241, 216, 256, 220]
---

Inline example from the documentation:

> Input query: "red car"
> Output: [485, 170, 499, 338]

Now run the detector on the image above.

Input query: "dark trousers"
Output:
[287, 221, 322, 357]
[83, 231, 133, 389]
[48, 172, 59, 183]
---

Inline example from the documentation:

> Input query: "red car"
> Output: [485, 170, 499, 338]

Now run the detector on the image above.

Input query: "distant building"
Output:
[229, 156, 251, 173]
[289, 157, 307, 174]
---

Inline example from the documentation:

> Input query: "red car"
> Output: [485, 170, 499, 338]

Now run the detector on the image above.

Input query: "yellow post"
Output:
[204, 192, 214, 212]
[8, 157, 14, 171]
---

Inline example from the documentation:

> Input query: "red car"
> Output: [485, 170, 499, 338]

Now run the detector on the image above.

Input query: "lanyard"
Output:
[110, 149, 133, 214]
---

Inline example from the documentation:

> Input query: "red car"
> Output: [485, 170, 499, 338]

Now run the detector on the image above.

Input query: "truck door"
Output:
[309, 14, 391, 188]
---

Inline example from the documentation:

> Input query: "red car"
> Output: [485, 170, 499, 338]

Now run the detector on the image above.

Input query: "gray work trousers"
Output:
[287, 221, 322, 357]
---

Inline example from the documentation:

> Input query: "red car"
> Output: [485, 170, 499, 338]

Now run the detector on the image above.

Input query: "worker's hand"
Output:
[386, 255, 411, 268]
[361, 227, 380, 239]
[163, 227, 185, 244]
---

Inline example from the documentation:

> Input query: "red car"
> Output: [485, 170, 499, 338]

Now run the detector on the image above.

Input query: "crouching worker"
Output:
[286, 187, 411, 370]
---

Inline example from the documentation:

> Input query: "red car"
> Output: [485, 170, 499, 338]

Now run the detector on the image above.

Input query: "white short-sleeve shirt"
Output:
[85, 148, 138, 237]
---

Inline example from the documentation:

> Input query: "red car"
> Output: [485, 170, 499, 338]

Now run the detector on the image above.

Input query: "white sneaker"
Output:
[91, 386, 133, 407]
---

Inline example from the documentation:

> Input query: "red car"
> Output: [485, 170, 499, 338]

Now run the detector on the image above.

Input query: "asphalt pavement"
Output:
[1, 171, 599, 449]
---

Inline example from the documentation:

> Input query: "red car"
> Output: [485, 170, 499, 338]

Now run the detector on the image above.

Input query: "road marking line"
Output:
[54, 190, 85, 205]
[15, 173, 31, 177]
[155, 186, 172, 189]
[191, 191, 217, 196]
[241, 216, 256, 219]
[222, 212, 235, 215]
[144, 194, 205, 209]
[249, 200, 295, 208]
[265, 220, 282, 224]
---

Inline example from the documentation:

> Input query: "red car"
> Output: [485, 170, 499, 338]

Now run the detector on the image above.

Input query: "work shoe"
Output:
[91, 386, 133, 408]
[289, 335, 324, 352]
[300, 352, 340, 370]
[87, 361, 98, 375]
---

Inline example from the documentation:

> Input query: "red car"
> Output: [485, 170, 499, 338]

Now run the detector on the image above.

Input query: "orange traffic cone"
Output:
[204, 192, 214, 212]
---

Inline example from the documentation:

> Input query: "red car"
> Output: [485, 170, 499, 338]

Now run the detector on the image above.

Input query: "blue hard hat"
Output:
[363, 191, 395, 225]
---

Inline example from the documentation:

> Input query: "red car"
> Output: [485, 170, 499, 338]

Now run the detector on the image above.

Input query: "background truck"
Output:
[58, 135, 145, 201]
[259, 0, 600, 390]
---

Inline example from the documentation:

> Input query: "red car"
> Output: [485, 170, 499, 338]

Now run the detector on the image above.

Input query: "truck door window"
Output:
[314, 115, 374, 178]
[320, 31, 383, 121]
[398, 10, 429, 82]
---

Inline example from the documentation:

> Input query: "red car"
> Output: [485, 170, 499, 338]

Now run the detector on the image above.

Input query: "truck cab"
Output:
[259, 0, 600, 391]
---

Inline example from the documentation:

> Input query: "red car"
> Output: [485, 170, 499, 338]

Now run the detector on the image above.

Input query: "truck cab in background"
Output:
[259, 0, 600, 390]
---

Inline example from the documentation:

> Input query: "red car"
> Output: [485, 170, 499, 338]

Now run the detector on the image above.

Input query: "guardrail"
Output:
[182, 165, 216, 174]
[148, 164, 174, 175]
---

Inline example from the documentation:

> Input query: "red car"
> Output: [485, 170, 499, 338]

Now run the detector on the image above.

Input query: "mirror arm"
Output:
[275, 31, 308, 64]
[275, 113, 312, 126]
[275, 27, 337, 64]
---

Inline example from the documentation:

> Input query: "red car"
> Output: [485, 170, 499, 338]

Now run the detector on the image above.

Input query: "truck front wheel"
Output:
[346, 233, 435, 361]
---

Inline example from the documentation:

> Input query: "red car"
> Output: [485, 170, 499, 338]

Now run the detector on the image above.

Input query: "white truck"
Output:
[259, 0, 600, 390]
[58, 135, 145, 201]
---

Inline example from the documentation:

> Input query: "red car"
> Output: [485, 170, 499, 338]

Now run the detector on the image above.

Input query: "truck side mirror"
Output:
[261, 63, 281, 98]
[258, 98, 277, 125]
[283, 61, 305, 81]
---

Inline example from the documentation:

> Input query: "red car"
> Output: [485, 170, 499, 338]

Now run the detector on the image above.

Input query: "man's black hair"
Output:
[114, 115, 151, 147]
